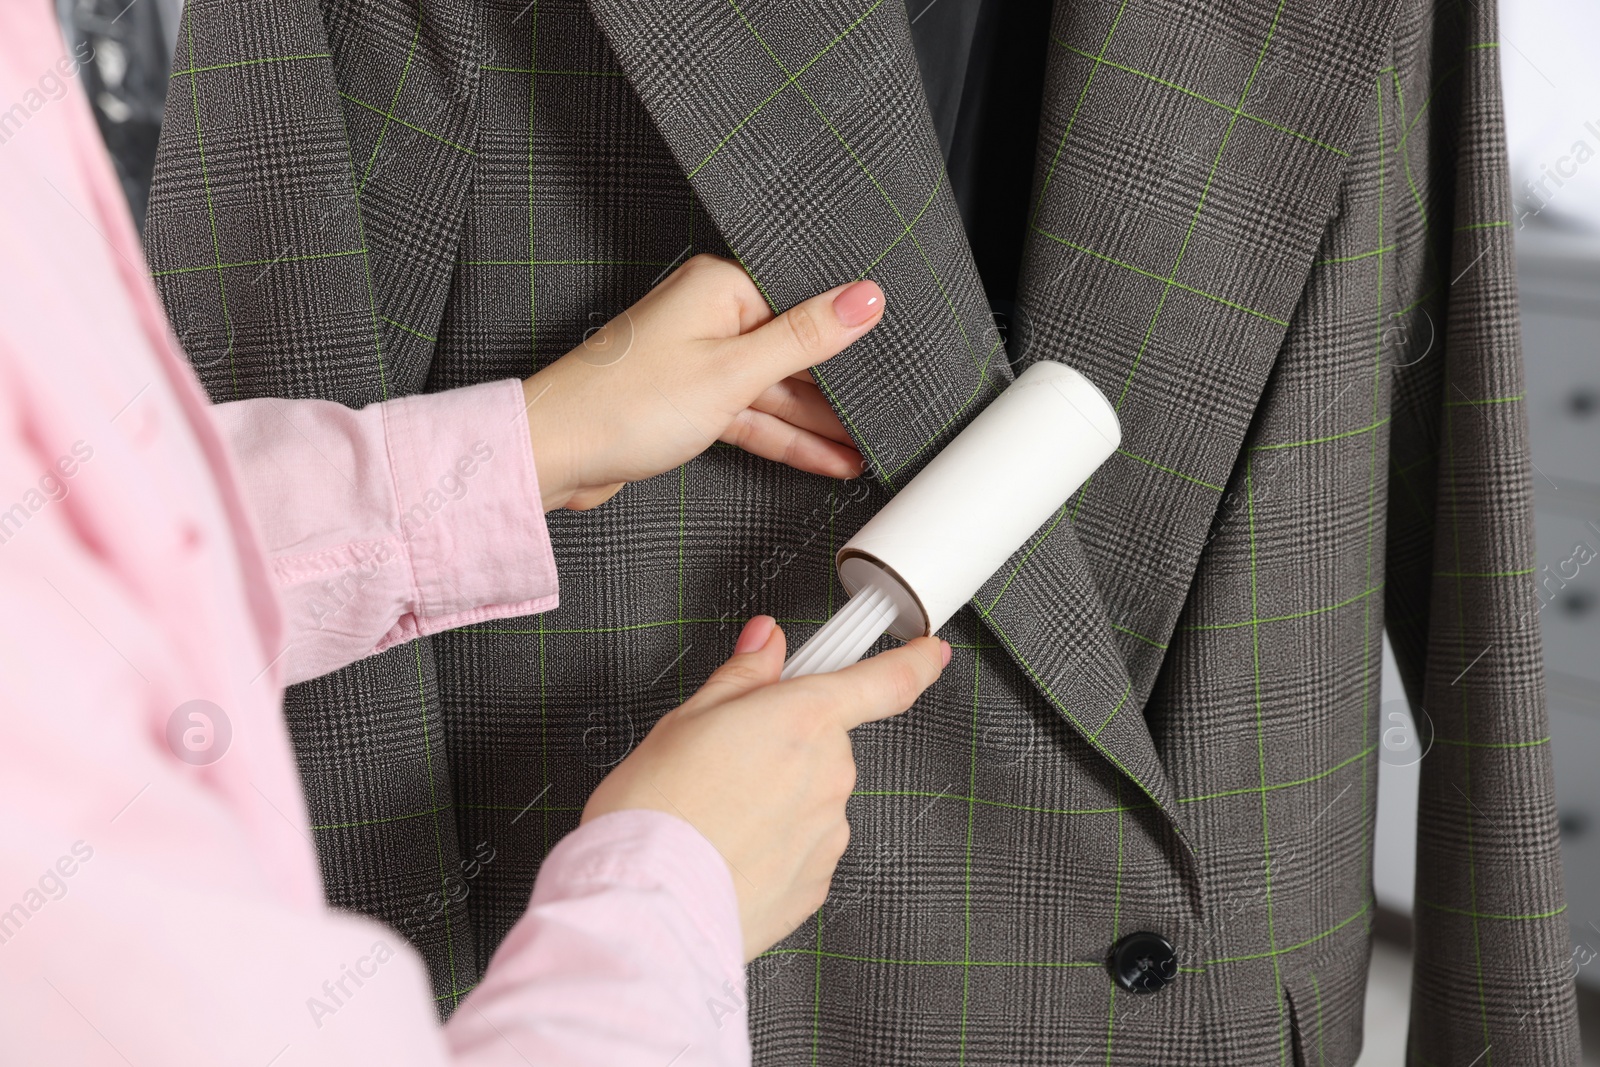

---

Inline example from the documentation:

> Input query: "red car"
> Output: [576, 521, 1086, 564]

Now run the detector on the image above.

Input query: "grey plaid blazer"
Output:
[145, 0, 1579, 1062]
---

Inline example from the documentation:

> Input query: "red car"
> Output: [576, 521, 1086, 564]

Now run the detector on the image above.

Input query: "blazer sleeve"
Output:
[212, 378, 560, 686]
[1382, 0, 1580, 1060]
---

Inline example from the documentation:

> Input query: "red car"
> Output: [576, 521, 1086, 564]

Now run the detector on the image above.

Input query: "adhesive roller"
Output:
[780, 361, 1122, 680]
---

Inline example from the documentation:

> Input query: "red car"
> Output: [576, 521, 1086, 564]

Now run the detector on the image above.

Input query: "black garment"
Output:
[57, 0, 172, 232]
[905, 0, 1054, 314]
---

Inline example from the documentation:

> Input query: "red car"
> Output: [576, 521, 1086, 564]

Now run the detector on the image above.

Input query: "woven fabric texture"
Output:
[144, 0, 1579, 1062]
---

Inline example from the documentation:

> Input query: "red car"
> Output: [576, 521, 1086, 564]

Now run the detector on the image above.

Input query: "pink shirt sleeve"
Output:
[0, 8, 751, 1063]
[449, 811, 752, 1066]
[0, 341, 750, 1066]
[212, 379, 561, 686]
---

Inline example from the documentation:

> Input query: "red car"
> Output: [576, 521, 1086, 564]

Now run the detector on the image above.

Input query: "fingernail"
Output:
[735, 615, 776, 654]
[832, 280, 884, 328]
[939, 639, 952, 668]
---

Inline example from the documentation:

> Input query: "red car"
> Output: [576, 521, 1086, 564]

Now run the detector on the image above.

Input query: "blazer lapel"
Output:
[1009, 0, 1405, 715]
[585, 0, 1000, 481]
[585, 0, 1191, 836]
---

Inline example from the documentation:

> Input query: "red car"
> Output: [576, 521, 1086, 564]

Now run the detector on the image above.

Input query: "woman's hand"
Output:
[582, 616, 950, 961]
[523, 254, 884, 510]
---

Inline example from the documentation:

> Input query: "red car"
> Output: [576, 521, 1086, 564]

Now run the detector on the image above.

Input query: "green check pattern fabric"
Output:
[143, 0, 1579, 1062]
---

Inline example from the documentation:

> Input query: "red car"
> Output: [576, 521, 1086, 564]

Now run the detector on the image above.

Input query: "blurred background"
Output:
[54, 0, 1600, 1060]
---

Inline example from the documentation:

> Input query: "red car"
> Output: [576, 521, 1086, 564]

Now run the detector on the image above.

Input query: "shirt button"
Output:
[1107, 931, 1178, 994]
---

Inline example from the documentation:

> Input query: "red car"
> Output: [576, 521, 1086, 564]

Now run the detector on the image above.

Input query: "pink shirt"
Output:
[0, 8, 749, 1065]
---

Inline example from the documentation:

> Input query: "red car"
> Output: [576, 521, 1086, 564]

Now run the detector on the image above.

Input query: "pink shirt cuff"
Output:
[217, 377, 559, 685]
[378, 378, 560, 642]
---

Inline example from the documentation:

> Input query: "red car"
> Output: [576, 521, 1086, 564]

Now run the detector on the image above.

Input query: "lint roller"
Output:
[780, 361, 1121, 680]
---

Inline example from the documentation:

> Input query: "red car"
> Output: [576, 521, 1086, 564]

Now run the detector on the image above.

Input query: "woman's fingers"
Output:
[726, 279, 884, 386]
[748, 373, 861, 448]
[780, 636, 949, 730]
[581, 618, 947, 961]
[719, 407, 863, 480]
[562, 482, 626, 510]
[526, 260, 884, 509]
[686, 617, 788, 709]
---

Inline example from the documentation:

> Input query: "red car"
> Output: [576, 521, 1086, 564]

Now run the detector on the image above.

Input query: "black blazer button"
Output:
[1107, 931, 1178, 993]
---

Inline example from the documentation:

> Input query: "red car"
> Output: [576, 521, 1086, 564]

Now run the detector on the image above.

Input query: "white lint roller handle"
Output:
[780, 361, 1121, 680]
